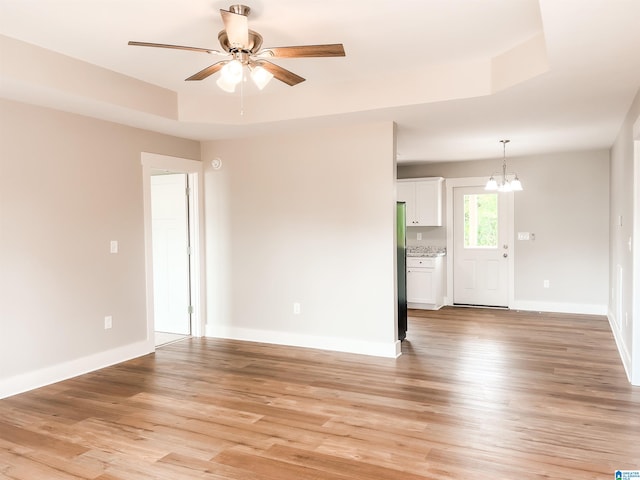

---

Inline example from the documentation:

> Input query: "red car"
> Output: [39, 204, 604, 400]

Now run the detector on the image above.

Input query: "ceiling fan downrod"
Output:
[228, 4, 250, 16]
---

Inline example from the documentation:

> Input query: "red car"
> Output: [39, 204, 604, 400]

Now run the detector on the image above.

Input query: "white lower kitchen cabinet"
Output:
[407, 256, 444, 310]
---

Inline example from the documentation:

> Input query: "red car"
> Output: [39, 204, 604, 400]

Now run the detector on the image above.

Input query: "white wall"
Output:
[399, 149, 610, 314]
[609, 87, 640, 385]
[202, 122, 399, 357]
[0, 99, 200, 398]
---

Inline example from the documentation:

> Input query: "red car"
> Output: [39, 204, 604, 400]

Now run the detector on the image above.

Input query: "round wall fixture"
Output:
[211, 158, 223, 170]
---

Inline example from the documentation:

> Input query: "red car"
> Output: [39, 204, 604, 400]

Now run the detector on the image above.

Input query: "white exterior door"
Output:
[453, 185, 510, 307]
[151, 174, 191, 334]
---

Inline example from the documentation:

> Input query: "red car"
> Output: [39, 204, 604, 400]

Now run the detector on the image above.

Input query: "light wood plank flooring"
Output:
[1, 307, 639, 479]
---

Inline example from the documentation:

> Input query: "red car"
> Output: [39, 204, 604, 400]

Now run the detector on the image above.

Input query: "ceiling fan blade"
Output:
[220, 8, 249, 49]
[260, 61, 305, 86]
[128, 41, 220, 55]
[260, 44, 345, 58]
[185, 61, 227, 81]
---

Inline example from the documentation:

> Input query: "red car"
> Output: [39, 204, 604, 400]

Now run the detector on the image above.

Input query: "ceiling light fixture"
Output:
[249, 63, 274, 90]
[216, 60, 242, 92]
[485, 140, 523, 192]
[215, 59, 274, 92]
[129, 5, 346, 93]
[214, 55, 274, 93]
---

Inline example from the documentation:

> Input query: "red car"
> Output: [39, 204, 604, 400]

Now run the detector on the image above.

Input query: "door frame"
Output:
[445, 177, 515, 308]
[142, 153, 205, 346]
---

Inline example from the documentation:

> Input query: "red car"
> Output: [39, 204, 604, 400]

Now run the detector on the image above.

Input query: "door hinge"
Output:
[188, 305, 194, 315]
[185, 187, 191, 196]
[187, 245, 192, 255]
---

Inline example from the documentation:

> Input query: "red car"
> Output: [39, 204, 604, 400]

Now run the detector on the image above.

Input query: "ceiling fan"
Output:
[128, 4, 345, 92]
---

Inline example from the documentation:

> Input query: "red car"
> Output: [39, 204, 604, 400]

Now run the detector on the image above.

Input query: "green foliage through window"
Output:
[464, 194, 498, 248]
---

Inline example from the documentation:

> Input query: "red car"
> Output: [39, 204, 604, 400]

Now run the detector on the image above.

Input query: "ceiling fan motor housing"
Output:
[218, 30, 263, 55]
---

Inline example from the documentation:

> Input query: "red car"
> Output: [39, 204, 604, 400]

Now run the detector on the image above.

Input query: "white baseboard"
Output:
[607, 311, 633, 384]
[0, 339, 154, 399]
[510, 300, 607, 316]
[408, 302, 443, 310]
[205, 324, 401, 358]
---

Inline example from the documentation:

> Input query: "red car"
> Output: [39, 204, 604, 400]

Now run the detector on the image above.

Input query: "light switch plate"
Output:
[517, 232, 530, 241]
[110, 240, 118, 253]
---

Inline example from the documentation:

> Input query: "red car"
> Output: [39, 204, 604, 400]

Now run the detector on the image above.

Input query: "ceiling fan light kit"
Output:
[216, 58, 244, 92]
[249, 64, 274, 90]
[485, 140, 523, 192]
[128, 4, 345, 93]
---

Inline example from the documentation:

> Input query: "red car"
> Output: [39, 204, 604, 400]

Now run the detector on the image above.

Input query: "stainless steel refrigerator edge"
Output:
[397, 202, 407, 341]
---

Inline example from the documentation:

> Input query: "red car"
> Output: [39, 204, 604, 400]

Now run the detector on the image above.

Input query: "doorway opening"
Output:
[151, 172, 192, 347]
[446, 177, 514, 308]
[141, 153, 205, 350]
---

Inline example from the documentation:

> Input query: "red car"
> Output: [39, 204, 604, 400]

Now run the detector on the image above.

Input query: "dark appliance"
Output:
[397, 202, 407, 341]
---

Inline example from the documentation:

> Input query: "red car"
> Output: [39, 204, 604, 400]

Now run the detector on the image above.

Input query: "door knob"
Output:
[503, 253, 508, 258]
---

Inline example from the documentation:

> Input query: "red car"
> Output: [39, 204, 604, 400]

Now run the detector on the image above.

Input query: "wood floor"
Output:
[1, 307, 639, 479]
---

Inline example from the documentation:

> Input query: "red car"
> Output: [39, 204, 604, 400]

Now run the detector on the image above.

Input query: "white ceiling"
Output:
[1, 0, 639, 163]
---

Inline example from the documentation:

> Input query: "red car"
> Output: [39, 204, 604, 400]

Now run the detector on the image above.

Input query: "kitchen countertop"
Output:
[407, 246, 446, 257]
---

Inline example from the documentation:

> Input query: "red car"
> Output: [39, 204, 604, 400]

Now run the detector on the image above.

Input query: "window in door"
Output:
[464, 193, 498, 249]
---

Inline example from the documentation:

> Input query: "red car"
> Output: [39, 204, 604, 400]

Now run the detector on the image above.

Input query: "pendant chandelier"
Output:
[485, 139, 523, 192]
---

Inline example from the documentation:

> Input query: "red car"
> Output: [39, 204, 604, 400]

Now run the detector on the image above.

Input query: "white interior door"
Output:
[151, 174, 191, 334]
[453, 186, 510, 307]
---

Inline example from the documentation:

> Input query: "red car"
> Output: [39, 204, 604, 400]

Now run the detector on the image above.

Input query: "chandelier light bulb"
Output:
[485, 177, 498, 191]
[499, 181, 513, 193]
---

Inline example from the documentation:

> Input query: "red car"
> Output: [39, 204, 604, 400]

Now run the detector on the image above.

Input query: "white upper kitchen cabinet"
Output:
[397, 177, 444, 226]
